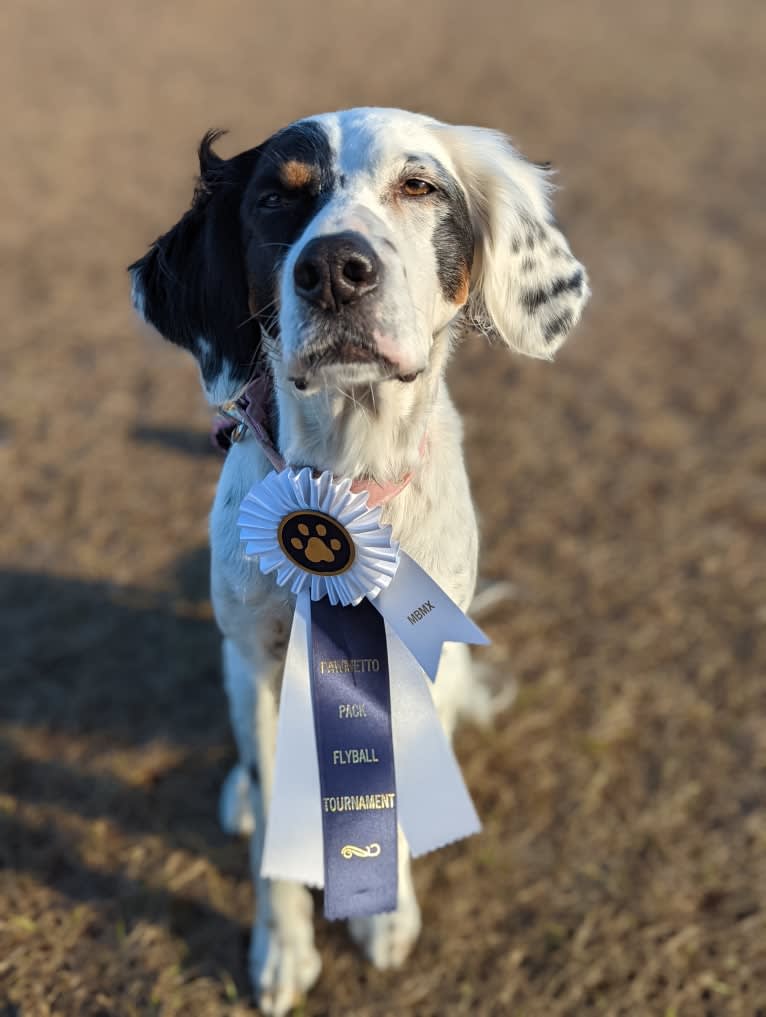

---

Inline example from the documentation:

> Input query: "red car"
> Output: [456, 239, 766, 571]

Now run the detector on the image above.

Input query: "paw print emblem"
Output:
[291, 522, 342, 564]
[278, 511, 355, 575]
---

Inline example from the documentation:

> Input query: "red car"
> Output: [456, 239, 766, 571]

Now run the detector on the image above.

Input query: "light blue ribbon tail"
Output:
[372, 551, 490, 680]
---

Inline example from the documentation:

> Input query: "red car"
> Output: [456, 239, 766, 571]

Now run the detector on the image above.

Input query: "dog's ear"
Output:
[129, 131, 260, 402]
[439, 125, 589, 359]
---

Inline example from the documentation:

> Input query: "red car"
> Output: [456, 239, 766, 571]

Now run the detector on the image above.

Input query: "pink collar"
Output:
[219, 374, 421, 508]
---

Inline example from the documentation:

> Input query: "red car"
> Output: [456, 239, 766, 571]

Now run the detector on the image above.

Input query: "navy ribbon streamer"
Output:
[309, 596, 398, 919]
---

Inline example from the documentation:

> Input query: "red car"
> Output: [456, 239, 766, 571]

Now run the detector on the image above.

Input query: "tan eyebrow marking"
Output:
[280, 160, 316, 189]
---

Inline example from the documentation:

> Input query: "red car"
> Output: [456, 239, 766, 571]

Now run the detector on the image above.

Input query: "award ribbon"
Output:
[238, 467, 487, 920]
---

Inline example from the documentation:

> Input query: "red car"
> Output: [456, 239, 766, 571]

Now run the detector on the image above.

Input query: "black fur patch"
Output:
[549, 270, 583, 298]
[128, 120, 335, 397]
[520, 216, 548, 254]
[430, 165, 474, 302]
[521, 270, 583, 314]
[129, 133, 261, 393]
[242, 121, 335, 337]
[544, 310, 574, 342]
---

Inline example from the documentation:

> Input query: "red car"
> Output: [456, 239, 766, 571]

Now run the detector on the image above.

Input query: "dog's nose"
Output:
[293, 232, 380, 312]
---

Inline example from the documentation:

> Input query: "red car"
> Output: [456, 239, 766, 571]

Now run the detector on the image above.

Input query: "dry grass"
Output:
[1, 1, 765, 1014]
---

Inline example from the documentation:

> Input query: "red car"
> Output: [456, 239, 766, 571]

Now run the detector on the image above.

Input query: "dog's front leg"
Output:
[223, 638, 321, 1016]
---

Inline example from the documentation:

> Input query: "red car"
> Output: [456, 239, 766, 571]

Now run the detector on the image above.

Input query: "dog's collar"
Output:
[216, 374, 422, 508]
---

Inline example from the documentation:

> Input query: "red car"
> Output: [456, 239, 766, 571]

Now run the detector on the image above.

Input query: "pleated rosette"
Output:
[237, 467, 400, 605]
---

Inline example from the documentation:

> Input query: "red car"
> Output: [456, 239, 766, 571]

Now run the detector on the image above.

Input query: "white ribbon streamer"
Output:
[387, 626, 481, 856]
[261, 589, 323, 886]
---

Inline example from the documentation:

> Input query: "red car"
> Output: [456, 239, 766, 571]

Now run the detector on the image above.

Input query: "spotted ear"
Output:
[128, 131, 260, 403]
[439, 125, 589, 358]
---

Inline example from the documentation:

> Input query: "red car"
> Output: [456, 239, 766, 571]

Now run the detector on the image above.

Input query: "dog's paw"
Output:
[348, 897, 422, 969]
[250, 922, 321, 1016]
[219, 763, 255, 836]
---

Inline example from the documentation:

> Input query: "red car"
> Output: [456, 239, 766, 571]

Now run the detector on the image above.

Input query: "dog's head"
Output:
[130, 108, 589, 403]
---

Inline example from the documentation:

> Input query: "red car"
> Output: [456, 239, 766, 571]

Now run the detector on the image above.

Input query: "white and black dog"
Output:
[130, 107, 588, 1015]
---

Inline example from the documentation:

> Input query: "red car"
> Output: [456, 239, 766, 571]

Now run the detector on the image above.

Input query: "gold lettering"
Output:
[319, 658, 381, 676]
[338, 703, 368, 718]
[331, 747, 381, 765]
[322, 792, 396, 813]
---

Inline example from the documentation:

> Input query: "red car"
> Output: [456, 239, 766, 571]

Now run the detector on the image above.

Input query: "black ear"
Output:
[129, 131, 260, 403]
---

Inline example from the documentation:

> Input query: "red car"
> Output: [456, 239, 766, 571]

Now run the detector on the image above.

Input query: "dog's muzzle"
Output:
[289, 230, 424, 387]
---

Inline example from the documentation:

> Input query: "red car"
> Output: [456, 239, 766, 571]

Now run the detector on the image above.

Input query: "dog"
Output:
[129, 107, 589, 1015]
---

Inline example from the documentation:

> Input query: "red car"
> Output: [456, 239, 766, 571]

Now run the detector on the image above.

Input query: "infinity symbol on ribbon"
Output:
[341, 843, 381, 859]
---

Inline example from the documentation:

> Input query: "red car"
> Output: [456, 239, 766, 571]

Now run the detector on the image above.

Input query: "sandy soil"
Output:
[1, 1, 765, 1014]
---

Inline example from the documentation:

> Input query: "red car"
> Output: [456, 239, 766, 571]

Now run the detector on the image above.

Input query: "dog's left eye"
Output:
[401, 178, 436, 197]
[258, 192, 285, 209]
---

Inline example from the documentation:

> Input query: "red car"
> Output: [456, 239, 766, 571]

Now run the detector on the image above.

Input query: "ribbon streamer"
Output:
[310, 596, 398, 919]
[261, 589, 323, 887]
[373, 550, 489, 680]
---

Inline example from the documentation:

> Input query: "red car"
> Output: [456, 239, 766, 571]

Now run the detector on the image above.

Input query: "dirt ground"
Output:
[1, 1, 765, 1015]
